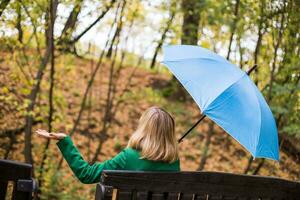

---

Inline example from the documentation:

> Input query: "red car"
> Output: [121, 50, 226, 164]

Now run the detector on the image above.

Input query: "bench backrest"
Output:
[95, 170, 300, 200]
[0, 159, 37, 200]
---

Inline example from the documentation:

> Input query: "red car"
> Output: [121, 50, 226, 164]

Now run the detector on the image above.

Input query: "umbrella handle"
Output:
[178, 64, 258, 143]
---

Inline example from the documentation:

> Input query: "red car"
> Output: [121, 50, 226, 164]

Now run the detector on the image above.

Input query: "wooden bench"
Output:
[95, 170, 300, 200]
[0, 159, 37, 200]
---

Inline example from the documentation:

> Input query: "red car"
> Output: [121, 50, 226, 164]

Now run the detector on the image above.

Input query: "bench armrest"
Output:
[95, 183, 113, 200]
[17, 178, 38, 192]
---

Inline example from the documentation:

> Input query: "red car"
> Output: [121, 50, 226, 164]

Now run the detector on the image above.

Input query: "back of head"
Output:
[127, 106, 178, 163]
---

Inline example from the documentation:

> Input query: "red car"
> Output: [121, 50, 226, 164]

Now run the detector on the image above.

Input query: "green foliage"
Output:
[184, 153, 196, 161]
[123, 87, 165, 105]
[39, 152, 91, 200]
[113, 137, 123, 152]
[161, 84, 174, 98]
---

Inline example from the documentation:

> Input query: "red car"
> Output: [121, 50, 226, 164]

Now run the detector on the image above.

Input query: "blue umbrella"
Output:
[162, 45, 279, 161]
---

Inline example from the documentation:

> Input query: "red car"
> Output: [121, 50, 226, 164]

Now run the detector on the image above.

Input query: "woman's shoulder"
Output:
[123, 147, 178, 163]
[123, 147, 140, 156]
[118, 147, 141, 164]
[124, 148, 180, 163]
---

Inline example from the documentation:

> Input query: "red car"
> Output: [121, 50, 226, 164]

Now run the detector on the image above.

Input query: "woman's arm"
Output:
[57, 136, 127, 183]
[36, 130, 127, 184]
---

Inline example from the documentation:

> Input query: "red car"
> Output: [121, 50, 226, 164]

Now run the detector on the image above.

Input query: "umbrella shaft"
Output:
[178, 115, 206, 143]
[246, 64, 257, 75]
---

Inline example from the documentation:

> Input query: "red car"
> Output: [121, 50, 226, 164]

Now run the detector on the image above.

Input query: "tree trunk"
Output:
[56, 9, 119, 169]
[181, 0, 202, 44]
[251, 67, 299, 176]
[0, 0, 10, 17]
[171, 0, 202, 98]
[267, 6, 285, 101]
[237, 35, 244, 69]
[198, 121, 214, 171]
[71, 0, 116, 44]
[68, 4, 120, 138]
[243, 0, 268, 174]
[243, 156, 253, 174]
[274, 76, 300, 163]
[24, 52, 49, 164]
[226, 0, 240, 60]
[59, 0, 84, 41]
[253, 0, 266, 66]
[106, 1, 126, 58]
[21, 2, 42, 55]
[251, 3, 286, 175]
[150, 5, 175, 69]
[3, 132, 16, 159]
[253, 15, 264, 85]
[38, 0, 56, 190]
[110, 9, 136, 104]
[92, 39, 120, 163]
[86, 57, 94, 162]
[110, 48, 147, 116]
[23, 0, 58, 164]
[16, 1, 23, 43]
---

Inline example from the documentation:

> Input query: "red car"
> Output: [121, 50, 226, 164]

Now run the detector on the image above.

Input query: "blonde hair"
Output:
[127, 106, 178, 163]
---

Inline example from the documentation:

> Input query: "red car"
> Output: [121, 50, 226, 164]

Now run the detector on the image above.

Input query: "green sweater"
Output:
[57, 136, 180, 184]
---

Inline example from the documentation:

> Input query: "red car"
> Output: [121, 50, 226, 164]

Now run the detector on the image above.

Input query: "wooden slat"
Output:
[194, 194, 207, 200]
[236, 198, 258, 200]
[208, 195, 224, 200]
[117, 189, 132, 200]
[131, 190, 137, 200]
[116, 190, 178, 199]
[100, 171, 300, 199]
[167, 192, 179, 200]
[0, 180, 8, 200]
[221, 196, 237, 200]
[112, 189, 117, 200]
[101, 171, 298, 189]
[179, 193, 194, 200]
[136, 191, 149, 200]
[151, 192, 167, 200]
[107, 178, 281, 198]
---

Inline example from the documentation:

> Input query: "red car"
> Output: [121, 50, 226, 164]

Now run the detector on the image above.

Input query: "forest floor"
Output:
[0, 52, 299, 199]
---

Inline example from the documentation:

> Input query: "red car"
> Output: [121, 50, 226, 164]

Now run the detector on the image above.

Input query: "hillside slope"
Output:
[0, 53, 299, 199]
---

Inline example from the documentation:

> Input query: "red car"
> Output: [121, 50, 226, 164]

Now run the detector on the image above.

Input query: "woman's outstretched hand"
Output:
[35, 129, 67, 140]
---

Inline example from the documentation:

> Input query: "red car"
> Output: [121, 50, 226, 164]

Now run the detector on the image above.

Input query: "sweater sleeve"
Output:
[57, 136, 127, 184]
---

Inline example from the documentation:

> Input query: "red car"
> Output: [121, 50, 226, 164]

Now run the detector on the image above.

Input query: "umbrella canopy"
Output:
[162, 45, 279, 161]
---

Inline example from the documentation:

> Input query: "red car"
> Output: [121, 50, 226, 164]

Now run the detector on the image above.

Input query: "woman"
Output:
[36, 106, 180, 184]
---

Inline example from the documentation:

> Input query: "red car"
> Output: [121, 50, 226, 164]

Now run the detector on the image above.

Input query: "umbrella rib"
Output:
[178, 64, 258, 143]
